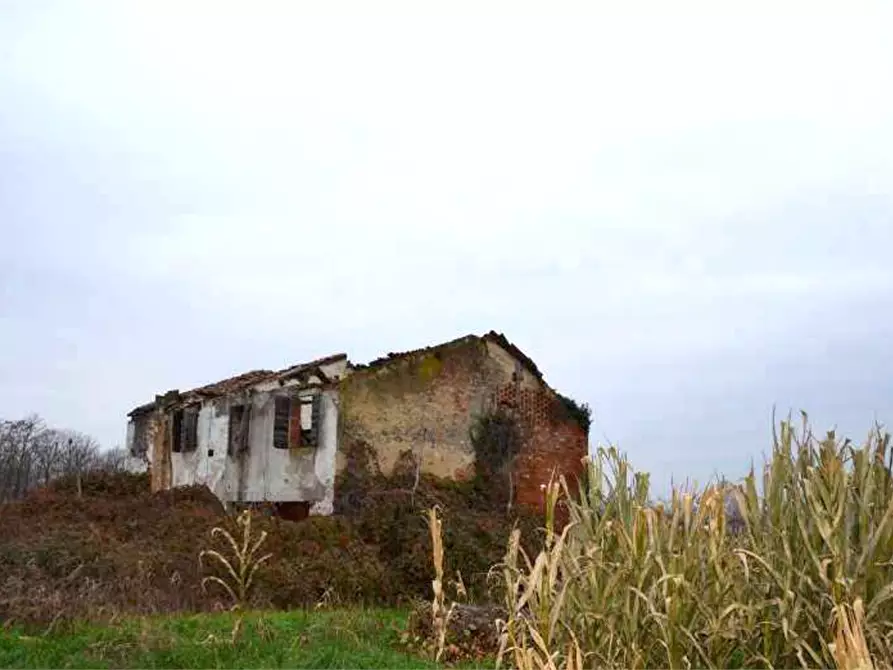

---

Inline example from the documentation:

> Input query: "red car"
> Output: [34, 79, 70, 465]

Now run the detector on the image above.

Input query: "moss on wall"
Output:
[417, 352, 444, 382]
[341, 340, 481, 402]
[554, 393, 592, 434]
[336, 339, 490, 479]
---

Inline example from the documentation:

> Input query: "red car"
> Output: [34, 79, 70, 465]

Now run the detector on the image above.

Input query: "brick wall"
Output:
[514, 421, 588, 510]
[496, 384, 588, 512]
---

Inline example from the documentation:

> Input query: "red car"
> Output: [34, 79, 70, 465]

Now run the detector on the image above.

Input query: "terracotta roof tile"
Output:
[190, 369, 275, 397]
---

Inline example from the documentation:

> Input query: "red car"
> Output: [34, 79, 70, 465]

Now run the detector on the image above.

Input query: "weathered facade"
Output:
[126, 332, 589, 516]
[126, 356, 348, 516]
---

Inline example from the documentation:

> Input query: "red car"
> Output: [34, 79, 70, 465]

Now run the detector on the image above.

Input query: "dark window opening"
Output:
[171, 410, 183, 453]
[182, 408, 199, 452]
[273, 396, 290, 449]
[228, 404, 250, 456]
[207, 448, 214, 457]
[172, 408, 199, 453]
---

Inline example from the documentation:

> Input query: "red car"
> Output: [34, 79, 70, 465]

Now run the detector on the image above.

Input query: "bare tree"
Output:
[31, 430, 61, 487]
[0, 415, 44, 502]
[96, 446, 129, 473]
[56, 430, 101, 477]
[0, 414, 112, 501]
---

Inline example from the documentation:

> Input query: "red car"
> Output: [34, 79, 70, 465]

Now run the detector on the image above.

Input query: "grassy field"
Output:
[0, 608, 484, 669]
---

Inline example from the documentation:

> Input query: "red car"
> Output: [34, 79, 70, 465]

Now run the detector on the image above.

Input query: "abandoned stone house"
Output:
[125, 331, 589, 518]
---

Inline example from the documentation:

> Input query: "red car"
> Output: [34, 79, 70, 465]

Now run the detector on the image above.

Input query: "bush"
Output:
[47, 471, 151, 498]
[0, 463, 541, 627]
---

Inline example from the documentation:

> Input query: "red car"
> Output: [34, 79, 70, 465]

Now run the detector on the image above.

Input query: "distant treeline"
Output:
[0, 414, 129, 502]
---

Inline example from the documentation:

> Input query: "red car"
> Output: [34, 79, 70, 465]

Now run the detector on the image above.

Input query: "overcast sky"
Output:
[2, 1, 892, 493]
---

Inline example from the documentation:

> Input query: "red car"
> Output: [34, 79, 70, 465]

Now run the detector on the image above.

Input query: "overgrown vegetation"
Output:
[470, 409, 523, 478]
[469, 409, 524, 509]
[0, 453, 540, 629]
[554, 393, 592, 434]
[499, 414, 893, 669]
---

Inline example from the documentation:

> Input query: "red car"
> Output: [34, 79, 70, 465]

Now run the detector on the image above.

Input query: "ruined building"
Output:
[126, 331, 589, 518]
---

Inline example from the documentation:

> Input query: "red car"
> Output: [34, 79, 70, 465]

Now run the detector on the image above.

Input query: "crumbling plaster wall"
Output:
[338, 338, 489, 480]
[216, 387, 338, 513]
[337, 337, 547, 481]
[127, 363, 343, 514]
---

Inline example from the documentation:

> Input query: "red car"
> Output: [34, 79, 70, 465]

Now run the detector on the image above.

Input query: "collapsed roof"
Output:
[127, 331, 542, 417]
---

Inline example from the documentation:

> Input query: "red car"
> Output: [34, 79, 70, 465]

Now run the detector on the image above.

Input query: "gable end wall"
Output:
[337, 337, 588, 511]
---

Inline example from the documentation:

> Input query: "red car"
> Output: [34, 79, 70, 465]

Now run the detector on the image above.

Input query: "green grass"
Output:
[0, 608, 487, 669]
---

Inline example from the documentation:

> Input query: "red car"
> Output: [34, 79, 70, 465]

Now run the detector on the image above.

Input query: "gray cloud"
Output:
[2, 2, 892, 494]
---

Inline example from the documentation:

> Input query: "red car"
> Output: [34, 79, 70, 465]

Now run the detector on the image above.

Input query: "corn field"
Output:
[499, 415, 893, 669]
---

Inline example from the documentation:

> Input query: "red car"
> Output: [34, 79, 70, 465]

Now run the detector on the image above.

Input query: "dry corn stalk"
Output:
[454, 569, 468, 601]
[499, 422, 893, 669]
[199, 509, 272, 610]
[427, 506, 456, 662]
[229, 615, 244, 645]
[831, 599, 874, 670]
[498, 478, 586, 670]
